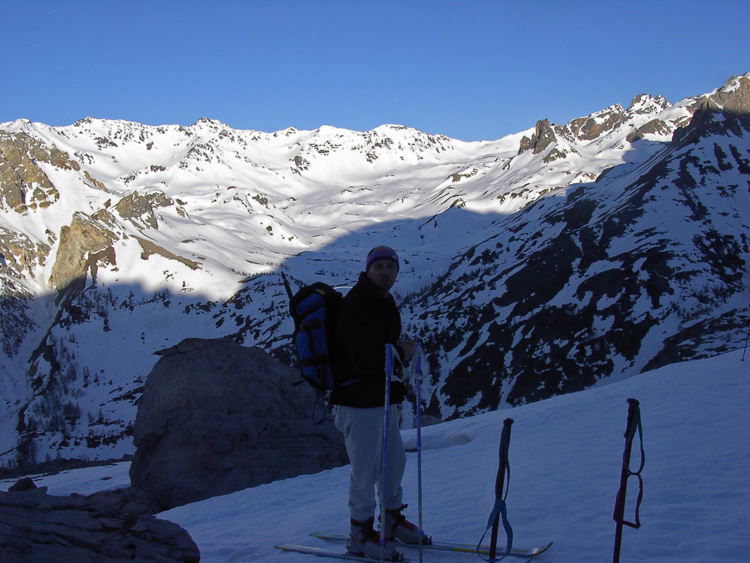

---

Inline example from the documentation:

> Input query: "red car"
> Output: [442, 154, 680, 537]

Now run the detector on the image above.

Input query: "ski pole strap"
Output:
[496, 422, 512, 500]
[625, 400, 645, 476]
[613, 399, 645, 529]
[617, 473, 644, 529]
[392, 343, 417, 384]
[477, 497, 513, 562]
[478, 418, 514, 562]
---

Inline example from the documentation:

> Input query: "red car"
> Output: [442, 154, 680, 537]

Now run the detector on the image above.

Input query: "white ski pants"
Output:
[335, 404, 406, 522]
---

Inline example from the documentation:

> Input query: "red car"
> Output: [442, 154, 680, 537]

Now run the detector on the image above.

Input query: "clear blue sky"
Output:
[2, 0, 748, 141]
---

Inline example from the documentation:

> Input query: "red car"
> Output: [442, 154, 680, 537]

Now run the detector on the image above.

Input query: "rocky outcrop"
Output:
[0, 276, 36, 358]
[0, 478, 199, 562]
[0, 131, 94, 213]
[566, 104, 627, 141]
[627, 93, 670, 115]
[129, 338, 348, 511]
[48, 212, 118, 293]
[626, 119, 672, 143]
[707, 74, 750, 115]
[518, 119, 557, 155]
[0, 226, 51, 275]
[115, 190, 174, 230]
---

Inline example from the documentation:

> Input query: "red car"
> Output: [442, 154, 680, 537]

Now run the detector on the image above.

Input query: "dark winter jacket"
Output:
[331, 271, 407, 408]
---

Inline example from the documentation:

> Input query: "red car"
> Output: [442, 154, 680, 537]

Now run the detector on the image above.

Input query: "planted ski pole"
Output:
[413, 344, 426, 563]
[477, 417, 514, 562]
[612, 398, 645, 563]
[381, 344, 395, 561]
[742, 310, 750, 361]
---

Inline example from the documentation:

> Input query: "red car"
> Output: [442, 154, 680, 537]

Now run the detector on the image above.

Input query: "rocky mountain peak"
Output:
[565, 104, 627, 141]
[627, 93, 670, 115]
[673, 79, 750, 148]
[518, 118, 557, 154]
[707, 72, 750, 115]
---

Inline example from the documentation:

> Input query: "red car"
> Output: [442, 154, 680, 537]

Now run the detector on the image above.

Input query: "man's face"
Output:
[367, 259, 398, 294]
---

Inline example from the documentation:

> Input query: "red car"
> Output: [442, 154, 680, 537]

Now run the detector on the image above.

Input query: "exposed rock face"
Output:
[707, 73, 750, 115]
[626, 119, 672, 143]
[0, 132, 72, 213]
[0, 479, 199, 562]
[48, 212, 118, 293]
[0, 226, 51, 275]
[566, 104, 626, 141]
[0, 229, 42, 358]
[627, 93, 670, 115]
[518, 119, 557, 154]
[115, 190, 174, 230]
[129, 338, 348, 511]
[0, 276, 35, 358]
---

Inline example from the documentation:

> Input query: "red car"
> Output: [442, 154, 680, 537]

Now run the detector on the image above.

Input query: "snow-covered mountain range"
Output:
[1, 73, 748, 469]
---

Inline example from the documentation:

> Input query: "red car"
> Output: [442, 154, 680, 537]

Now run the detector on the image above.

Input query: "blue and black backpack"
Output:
[282, 273, 343, 423]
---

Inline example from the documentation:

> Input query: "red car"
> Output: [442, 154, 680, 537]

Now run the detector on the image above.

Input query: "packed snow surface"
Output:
[3, 350, 748, 562]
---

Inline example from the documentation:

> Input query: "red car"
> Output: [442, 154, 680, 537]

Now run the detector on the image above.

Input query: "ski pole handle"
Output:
[385, 343, 394, 380]
[495, 418, 513, 498]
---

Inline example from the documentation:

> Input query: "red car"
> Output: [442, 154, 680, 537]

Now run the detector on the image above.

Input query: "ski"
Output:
[276, 542, 532, 563]
[310, 532, 553, 558]
[275, 543, 411, 562]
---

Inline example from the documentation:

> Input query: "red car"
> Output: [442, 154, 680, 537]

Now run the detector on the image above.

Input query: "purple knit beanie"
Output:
[366, 246, 399, 272]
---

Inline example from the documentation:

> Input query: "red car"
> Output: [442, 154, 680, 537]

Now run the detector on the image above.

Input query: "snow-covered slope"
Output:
[1, 73, 749, 468]
[7, 350, 749, 562]
[410, 85, 750, 417]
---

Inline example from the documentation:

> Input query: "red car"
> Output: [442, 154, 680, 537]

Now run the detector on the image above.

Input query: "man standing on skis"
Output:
[331, 245, 429, 560]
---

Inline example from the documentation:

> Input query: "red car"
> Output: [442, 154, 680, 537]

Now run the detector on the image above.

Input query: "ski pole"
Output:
[612, 398, 645, 563]
[742, 311, 750, 361]
[413, 344, 425, 563]
[381, 344, 395, 561]
[490, 418, 513, 562]
[477, 417, 514, 562]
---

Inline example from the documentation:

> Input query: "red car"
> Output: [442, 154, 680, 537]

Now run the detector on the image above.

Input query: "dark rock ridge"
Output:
[129, 337, 348, 511]
[0, 478, 199, 562]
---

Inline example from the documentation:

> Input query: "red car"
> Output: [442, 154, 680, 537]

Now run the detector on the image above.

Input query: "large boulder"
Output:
[130, 338, 348, 511]
[0, 479, 199, 562]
